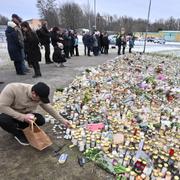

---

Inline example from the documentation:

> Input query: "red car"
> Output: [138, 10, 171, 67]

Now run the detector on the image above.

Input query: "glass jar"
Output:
[124, 167, 131, 178]
[123, 157, 129, 167]
[78, 140, 85, 152]
[119, 154, 124, 165]
[129, 171, 136, 180]
[96, 140, 101, 149]
[156, 172, 163, 180]
[72, 136, 78, 146]
[86, 140, 91, 149]
[91, 138, 96, 148]
[165, 171, 171, 180]
[150, 171, 158, 180]
[174, 176, 180, 180]
[157, 164, 163, 173]
[161, 163, 168, 176]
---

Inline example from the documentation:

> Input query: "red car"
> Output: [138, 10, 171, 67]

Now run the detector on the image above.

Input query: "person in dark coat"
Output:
[63, 31, 71, 59]
[128, 34, 135, 53]
[99, 32, 104, 54]
[82, 32, 88, 56]
[5, 21, 25, 75]
[102, 32, 109, 54]
[52, 42, 66, 67]
[69, 30, 75, 57]
[21, 21, 42, 78]
[116, 34, 122, 55]
[12, 13, 29, 72]
[36, 21, 52, 64]
[86, 32, 94, 56]
[121, 34, 127, 54]
[50, 27, 63, 48]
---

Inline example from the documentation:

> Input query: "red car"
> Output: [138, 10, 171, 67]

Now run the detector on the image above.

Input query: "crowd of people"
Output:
[4, 13, 135, 79]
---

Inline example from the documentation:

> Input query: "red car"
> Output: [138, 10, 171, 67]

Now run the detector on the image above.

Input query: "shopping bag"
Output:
[23, 122, 52, 151]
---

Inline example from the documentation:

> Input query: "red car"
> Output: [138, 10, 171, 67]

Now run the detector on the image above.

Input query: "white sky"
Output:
[0, 0, 179, 22]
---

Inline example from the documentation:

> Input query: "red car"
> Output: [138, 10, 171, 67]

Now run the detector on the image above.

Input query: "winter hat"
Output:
[7, 21, 17, 28]
[12, 14, 22, 22]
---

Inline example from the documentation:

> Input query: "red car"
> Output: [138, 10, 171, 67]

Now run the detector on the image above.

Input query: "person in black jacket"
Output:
[21, 21, 42, 78]
[69, 30, 75, 57]
[36, 21, 53, 64]
[102, 32, 109, 54]
[50, 27, 63, 48]
[116, 34, 122, 55]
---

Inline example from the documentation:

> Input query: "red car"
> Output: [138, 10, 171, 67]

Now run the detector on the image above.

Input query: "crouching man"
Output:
[0, 82, 70, 145]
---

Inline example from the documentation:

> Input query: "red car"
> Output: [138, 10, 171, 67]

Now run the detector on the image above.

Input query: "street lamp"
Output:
[143, 0, 152, 53]
[88, 0, 91, 31]
[94, 0, 96, 30]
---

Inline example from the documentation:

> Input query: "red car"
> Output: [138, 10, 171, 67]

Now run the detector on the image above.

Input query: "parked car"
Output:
[108, 34, 117, 48]
[153, 38, 166, 44]
[147, 37, 155, 42]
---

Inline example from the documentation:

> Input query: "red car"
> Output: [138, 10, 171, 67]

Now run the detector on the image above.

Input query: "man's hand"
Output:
[62, 119, 71, 128]
[24, 113, 35, 124]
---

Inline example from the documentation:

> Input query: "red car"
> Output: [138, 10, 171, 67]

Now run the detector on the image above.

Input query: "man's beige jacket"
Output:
[0, 83, 62, 122]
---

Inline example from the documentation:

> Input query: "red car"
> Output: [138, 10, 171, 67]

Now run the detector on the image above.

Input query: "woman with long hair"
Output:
[21, 21, 42, 78]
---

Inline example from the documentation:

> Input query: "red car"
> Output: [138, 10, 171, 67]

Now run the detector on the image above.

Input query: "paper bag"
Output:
[23, 122, 52, 151]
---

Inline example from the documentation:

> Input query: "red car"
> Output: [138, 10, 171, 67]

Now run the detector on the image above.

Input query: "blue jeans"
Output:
[21, 49, 28, 72]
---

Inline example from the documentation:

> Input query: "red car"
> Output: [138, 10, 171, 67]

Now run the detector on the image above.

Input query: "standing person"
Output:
[102, 32, 109, 54]
[87, 33, 94, 56]
[21, 21, 42, 78]
[74, 33, 79, 56]
[5, 21, 25, 75]
[0, 82, 71, 145]
[50, 27, 63, 48]
[11, 14, 29, 72]
[128, 34, 135, 53]
[36, 21, 53, 64]
[92, 32, 99, 56]
[63, 31, 71, 59]
[50, 26, 64, 63]
[116, 33, 122, 55]
[121, 34, 127, 54]
[82, 32, 88, 56]
[99, 32, 104, 54]
[69, 30, 75, 57]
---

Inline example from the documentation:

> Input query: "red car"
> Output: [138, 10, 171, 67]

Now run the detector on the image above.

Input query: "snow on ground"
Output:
[0, 36, 180, 68]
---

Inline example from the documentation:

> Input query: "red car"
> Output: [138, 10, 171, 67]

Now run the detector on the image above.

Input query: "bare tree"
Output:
[0, 14, 8, 25]
[59, 2, 84, 30]
[36, 1, 180, 32]
[36, 0, 59, 28]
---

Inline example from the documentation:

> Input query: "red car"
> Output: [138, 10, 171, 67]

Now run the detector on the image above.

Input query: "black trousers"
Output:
[14, 61, 24, 74]
[117, 45, 121, 55]
[87, 47, 91, 56]
[64, 46, 70, 58]
[31, 61, 41, 76]
[74, 45, 79, 56]
[122, 46, 126, 54]
[44, 44, 51, 63]
[69, 45, 74, 57]
[84, 45, 87, 55]
[0, 113, 45, 136]
[104, 46, 109, 54]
